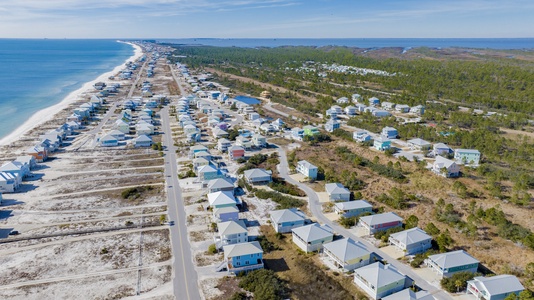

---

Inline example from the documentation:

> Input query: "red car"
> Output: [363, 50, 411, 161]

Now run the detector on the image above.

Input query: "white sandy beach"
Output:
[0, 41, 143, 147]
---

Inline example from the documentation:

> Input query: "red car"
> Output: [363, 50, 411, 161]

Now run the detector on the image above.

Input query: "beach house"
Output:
[271, 118, 285, 131]
[374, 137, 392, 151]
[324, 119, 340, 133]
[0, 172, 18, 193]
[353, 131, 373, 143]
[217, 138, 232, 152]
[26, 145, 48, 162]
[326, 108, 338, 119]
[407, 138, 432, 151]
[425, 250, 479, 278]
[325, 183, 351, 201]
[216, 220, 248, 247]
[368, 97, 380, 106]
[208, 191, 238, 209]
[303, 125, 320, 137]
[213, 206, 239, 223]
[108, 130, 126, 141]
[99, 134, 119, 147]
[222, 241, 264, 274]
[382, 289, 435, 300]
[251, 134, 266, 148]
[292, 223, 334, 252]
[454, 149, 481, 165]
[381, 127, 398, 139]
[296, 160, 318, 180]
[243, 168, 272, 185]
[197, 165, 224, 183]
[292, 127, 304, 140]
[388, 227, 432, 255]
[336, 97, 349, 104]
[433, 156, 460, 178]
[189, 145, 209, 159]
[395, 104, 410, 113]
[352, 94, 362, 103]
[323, 238, 372, 272]
[466, 275, 524, 300]
[354, 262, 408, 300]
[133, 135, 152, 147]
[193, 157, 211, 172]
[114, 119, 130, 134]
[381, 102, 396, 110]
[15, 156, 36, 171]
[410, 105, 425, 115]
[228, 145, 245, 160]
[433, 143, 453, 157]
[358, 212, 403, 235]
[206, 178, 234, 194]
[334, 200, 373, 218]
[345, 106, 357, 116]
[270, 208, 308, 233]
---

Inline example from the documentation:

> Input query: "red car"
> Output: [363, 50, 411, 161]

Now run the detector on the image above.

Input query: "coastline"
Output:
[0, 41, 143, 147]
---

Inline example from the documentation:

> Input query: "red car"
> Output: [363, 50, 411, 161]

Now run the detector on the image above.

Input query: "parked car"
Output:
[9, 230, 19, 236]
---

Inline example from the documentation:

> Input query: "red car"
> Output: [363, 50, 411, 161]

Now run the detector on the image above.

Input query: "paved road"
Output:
[160, 106, 201, 300]
[275, 146, 453, 300]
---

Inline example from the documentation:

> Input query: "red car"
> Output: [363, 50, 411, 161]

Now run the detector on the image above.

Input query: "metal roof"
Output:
[270, 209, 306, 224]
[389, 228, 432, 246]
[354, 262, 405, 288]
[217, 220, 247, 236]
[335, 200, 372, 211]
[468, 275, 524, 296]
[359, 212, 402, 226]
[292, 223, 333, 242]
[427, 250, 479, 269]
[325, 183, 350, 196]
[382, 289, 435, 300]
[323, 238, 370, 263]
[223, 241, 263, 259]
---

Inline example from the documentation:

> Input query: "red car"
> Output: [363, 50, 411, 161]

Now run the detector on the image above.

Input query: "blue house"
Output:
[374, 137, 391, 151]
[324, 119, 340, 133]
[292, 127, 304, 141]
[296, 160, 318, 180]
[197, 165, 224, 183]
[222, 241, 264, 274]
[368, 97, 380, 106]
[270, 208, 308, 233]
[381, 127, 398, 139]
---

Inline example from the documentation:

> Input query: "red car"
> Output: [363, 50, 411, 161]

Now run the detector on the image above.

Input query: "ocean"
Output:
[0, 39, 134, 141]
[159, 38, 534, 50]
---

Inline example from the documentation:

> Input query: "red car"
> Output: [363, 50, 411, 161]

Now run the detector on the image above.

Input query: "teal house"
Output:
[303, 125, 320, 137]
[222, 241, 264, 274]
[426, 250, 479, 278]
[454, 149, 481, 165]
[374, 137, 391, 151]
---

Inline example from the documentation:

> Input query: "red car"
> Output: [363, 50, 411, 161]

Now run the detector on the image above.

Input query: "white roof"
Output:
[297, 160, 317, 169]
[244, 168, 271, 180]
[335, 200, 372, 211]
[207, 178, 234, 190]
[389, 228, 431, 246]
[208, 191, 236, 207]
[427, 250, 479, 269]
[359, 212, 402, 226]
[198, 165, 218, 174]
[467, 275, 524, 296]
[100, 134, 118, 142]
[292, 223, 333, 242]
[455, 149, 480, 154]
[323, 238, 370, 263]
[270, 209, 306, 224]
[325, 183, 350, 196]
[382, 289, 435, 300]
[433, 143, 450, 149]
[354, 262, 405, 288]
[218, 220, 247, 236]
[135, 135, 152, 142]
[108, 129, 125, 136]
[434, 156, 456, 168]
[213, 206, 239, 215]
[408, 138, 431, 146]
[223, 241, 262, 259]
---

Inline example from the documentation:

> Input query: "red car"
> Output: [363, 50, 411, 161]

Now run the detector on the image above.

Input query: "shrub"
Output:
[440, 272, 478, 293]
[238, 269, 287, 300]
[254, 189, 306, 209]
[338, 216, 358, 228]
[207, 244, 217, 254]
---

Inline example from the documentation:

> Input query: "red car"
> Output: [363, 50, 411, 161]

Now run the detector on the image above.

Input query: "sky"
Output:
[0, 0, 533, 38]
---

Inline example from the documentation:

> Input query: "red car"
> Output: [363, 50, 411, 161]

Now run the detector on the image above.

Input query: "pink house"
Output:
[228, 145, 245, 160]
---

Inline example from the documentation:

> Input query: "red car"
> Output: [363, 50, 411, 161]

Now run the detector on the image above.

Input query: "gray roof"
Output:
[244, 168, 271, 180]
[135, 134, 152, 142]
[292, 223, 333, 242]
[427, 250, 479, 269]
[297, 160, 317, 170]
[198, 165, 218, 173]
[360, 212, 403, 226]
[323, 238, 370, 263]
[207, 191, 236, 207]
[455, 149, 480, 154]
[325, 183, 350, 196]
[213, 206, 239, 215]
[468, 275, 524, 296]
[190, 145, 208, 151]
[354, 262, 405, 288]
[389, 228, 432, 246]
[193, 157, 210, 164]
[382, 289, 435, 300]
[335, 200, 372, 211]
[434, 156, 456, 168]
[433, 143, 450, 149]
[223, 241, 262, 259]
[218, 220, 247, 236]
[270, 209, 306, 224]
[207, 178, 234, 190]
[408, 138, 431, 146]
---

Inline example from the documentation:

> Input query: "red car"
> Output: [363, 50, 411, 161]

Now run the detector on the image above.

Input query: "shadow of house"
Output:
[0, 228, 14, 239]
[0, 210, 13, 220]
[263, 258, 290, 272]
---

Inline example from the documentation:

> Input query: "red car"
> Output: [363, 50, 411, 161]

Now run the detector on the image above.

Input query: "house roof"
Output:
[323, 238, 370, 263]
[455, 149, 480, 154]
[359, 212, 403, 226]
[335, 200, 372, 211]
[207, 178, 234, 190]
[389, 228, 432, 246]
[408, 138, 431, 146]
[109, 129, 125, 136]
[244, 168, 271, 180]
[325, 183, 350, 196]
[208, 191, 236, 207]
[218, 220, 247, 236]
[382, 289, 435, 300]
[292, 223, 333, 242]
[100, 134, 118, 142]
[218, 138, 231, 144]
[223, 241, 263, 259]
[213, 206, 239, 215]
[193, 157, 210, 164]
[135, 135, 152, 142]
[228, 145, 244, 151]
[270, 208, 306, 224]
[427, 250, 479, 269]
[434, 156, 456, 169]
[354, 262, 405, 288]
[467, 275, 524, 296]
[382, 126, 397, 132]
[198, 165, 218, 174]
[433, 143, 450, 150]
[0, 162, 22, 172]
[190, 145, 208, 151]
[297, 160, 317, 169]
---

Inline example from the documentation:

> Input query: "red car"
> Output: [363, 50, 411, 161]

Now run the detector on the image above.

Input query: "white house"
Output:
[407, 138, 432, 151]
[99, 134, 119, 147]
[381, 127, 398, 139]
[388, 227, 432, 255]
[292, 223, 334, 252]
[433, 156, 460, 178]
[334, 200, 373, 218]
[133, 135, 152, 147]
[296, 160, 318, 180]
[354, 262, 408, 300]
[353, 131, 373, 143]
[243, 168, 272, 185]
[325, 183, 351, 201]
[358, 212, 403, 235]
[466, 275, 524, 300]
[216, 220, 248, 248]
[382, 289, 436, 300]
[323, 238, 372, 272]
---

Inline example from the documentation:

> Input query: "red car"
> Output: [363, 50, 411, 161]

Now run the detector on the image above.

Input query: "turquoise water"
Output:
[234, 95, 260, 105]
[0, 39, 134, 140]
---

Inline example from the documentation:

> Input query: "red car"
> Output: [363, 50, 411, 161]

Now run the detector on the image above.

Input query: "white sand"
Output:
[0, 41, 144, 146]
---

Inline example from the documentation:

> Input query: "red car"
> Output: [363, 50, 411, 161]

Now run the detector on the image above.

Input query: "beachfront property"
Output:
[212, 128, 228, 139]
[303, 125, 320, 137]
[326, 108, 338, 119]
[374, 137, 392, 151]
[206, 178, 234, 194]
[0, 161, 29, 181]
[382, 289, 436, 300]
[251, 134, 266, 148]
[355, 103, 367, 112]
[0, 172, 18, 193]
[466, 275, 524, 300]
[108, 129, 126, 141]
[99, 134, 119, 147]
[222, 241, 264, 274]
[407, 138, 432, 151]
[133, 135, 152, 147]
[15, 156, 36, 171]
[216, 220, 248, 247]
[217, 138, 232, 152]
[296, 160, 318, 180]
[243, 168, 272, 185]
[353, 131, 373, 143]
[454, 149, 481, 165]
[388, 227, 432, 255]
[213, 206, 240, 223]
[259, 123, 275, 133]
[381, 127, 398, 139]
[425, 250, 479, 278]
[208, 191, 238, 209]
[353, 262, 408, 300]
[325, 118, 341, 132]
[270, 209, 308, 233]
[323, 238, 372, 272]
[228, 145, 245, 160]
[26, 145, 48, 162]
[334, 200, 373, 218]
[433, 143, 453, 157]
[114, 119, 130, 134]
[433, 156, 460, 178]
[292, 127, 304, 140]
[368, 97, 380, 106]
[325, 183, 351, 201]
[194, 150, 212, 161]
[292, 223, 334, 253]
[358, 212, 403, 235]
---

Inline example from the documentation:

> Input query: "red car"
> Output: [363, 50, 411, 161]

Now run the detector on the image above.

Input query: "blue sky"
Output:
[1, 0, 533, 38]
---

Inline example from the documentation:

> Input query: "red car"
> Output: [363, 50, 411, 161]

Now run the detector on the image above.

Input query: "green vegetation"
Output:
[151, 142, 163, 151]
[374, 226, 404, 242]
[238, 269, 287, 300]
[375, 187, 416, 209]
[335, 146, 406, 183]
[207, 244, 217, 255]
[254, 189, 306, 209]
[120, 186, 154, 200]
[268, 177, 306, 197]
[440, 271, 479, 293]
